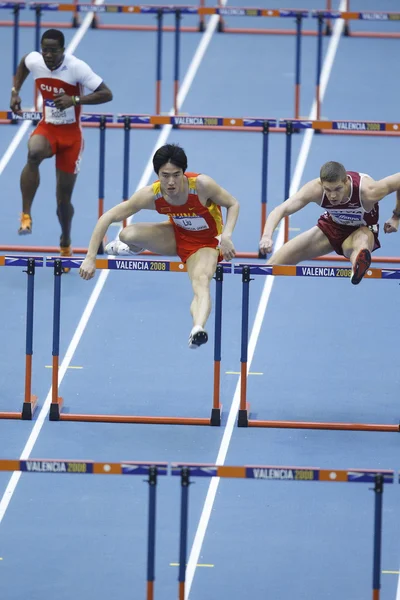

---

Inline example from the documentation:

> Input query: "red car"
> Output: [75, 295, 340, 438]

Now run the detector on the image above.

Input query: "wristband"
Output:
[11, 86, 19, 94]
[393, 210, 400, 218]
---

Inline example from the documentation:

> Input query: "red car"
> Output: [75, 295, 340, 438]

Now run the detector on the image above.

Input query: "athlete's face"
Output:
[41, 39, 64, 70]
[159, 162, 185, 197]
[321, 178, 348, 205]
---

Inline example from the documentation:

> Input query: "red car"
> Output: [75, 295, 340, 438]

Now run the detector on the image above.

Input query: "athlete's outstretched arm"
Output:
[259, 179, 321, 254]
[79, 187, 154, 280]
[363, 173, 400, 235]
[197, 174, 239, 261]
[10, 55, 30, 115]
[364, 172, 400, 202]
[384, 189, 400, 234]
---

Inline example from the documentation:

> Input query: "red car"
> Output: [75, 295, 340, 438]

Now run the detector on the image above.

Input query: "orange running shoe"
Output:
[18, 213, 32, 235]
[60, 245, 72, 274]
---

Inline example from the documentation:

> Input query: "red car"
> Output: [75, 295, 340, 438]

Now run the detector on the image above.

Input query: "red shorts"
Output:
[317, 214, 380, 256]
[174, 230, 222, 264]
[31, 121, 83, 174]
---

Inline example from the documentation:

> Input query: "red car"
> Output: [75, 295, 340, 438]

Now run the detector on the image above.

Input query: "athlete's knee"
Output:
[192, 272, 211, 293]
[119, 227, 133, 244]
[27, 147, 46, 166]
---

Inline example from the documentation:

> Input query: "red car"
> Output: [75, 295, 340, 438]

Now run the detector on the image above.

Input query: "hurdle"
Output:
[236, 263, 400, 432]
[0, 255, 41, 420]
[0, 458, 167, 600]
[0, 458, 394, 599]
[0, 110, 280, 257]
[0, 111, 112, 254]
[2, 5, 398, 118]
[1, 3, 317, 119]
[1, 111, 400, 263]
[47, 257, 227, 426]
[317, 3, 400, 40]
[311, 10, 400, 118]
[172, 462, 392, 600]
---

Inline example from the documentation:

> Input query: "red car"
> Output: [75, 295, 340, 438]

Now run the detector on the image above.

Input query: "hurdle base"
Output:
[237, 404, 250, 427]
[247, 419, 400, 432]
[55, 413, 213, 425]
[210, 405, 222, 426]
[22, 395, 38, 420]
[49, 397, 64, 421]
[0, 412, 24, 420]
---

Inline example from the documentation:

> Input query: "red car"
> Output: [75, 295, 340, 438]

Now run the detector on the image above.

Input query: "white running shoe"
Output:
[188, 325, 208, 349]
[104, 240, 144, 256]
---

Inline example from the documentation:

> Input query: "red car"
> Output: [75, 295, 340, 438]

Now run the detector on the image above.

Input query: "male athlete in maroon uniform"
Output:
[259, 161, 400, 284]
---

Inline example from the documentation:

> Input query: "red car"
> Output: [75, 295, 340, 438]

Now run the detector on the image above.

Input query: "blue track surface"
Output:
[0, 1, 400, 598]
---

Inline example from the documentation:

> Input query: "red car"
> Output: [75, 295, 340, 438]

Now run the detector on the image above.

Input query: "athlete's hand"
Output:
[384, 216, 400, 234]
[53, 93, 74, 110]
[220, 234, 236, 261]
[10, 91, 22, 115]
[79, 256, 96, 280]
[259, 234, 273, 255]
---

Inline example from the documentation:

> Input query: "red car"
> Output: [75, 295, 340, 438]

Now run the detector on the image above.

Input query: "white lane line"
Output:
[0, 0, 105, 177]
[183, 3, 347, 597]
[0, 5, 227, 523]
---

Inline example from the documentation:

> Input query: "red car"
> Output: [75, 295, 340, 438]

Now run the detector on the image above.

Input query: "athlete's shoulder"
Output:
[65, 54, 92, 75]
[195, 173, 216, 190]
[25, 51, 43, 69]
[65, 54, 84, 67]
[133, 185, 156, 207]
[301, 177, 322, 197]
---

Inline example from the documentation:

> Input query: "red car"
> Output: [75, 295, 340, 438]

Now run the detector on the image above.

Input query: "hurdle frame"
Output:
[0, 458, 167, 600]
[171, 462, 393, 600]
[47, 257, 225, 426]
[0, 255, 40, 420]
[235, 263, 400, 433]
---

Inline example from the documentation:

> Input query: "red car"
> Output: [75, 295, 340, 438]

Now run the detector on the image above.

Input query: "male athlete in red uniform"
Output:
[79, 144, 240, 349]
[259, 161, 400, 284]
[10, 29, 112, 266]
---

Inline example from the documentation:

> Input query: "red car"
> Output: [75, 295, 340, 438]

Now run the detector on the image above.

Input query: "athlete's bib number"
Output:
[172, 216, 209, 231]
[329, 210, 363, 226]
[44, 100, 76, 125]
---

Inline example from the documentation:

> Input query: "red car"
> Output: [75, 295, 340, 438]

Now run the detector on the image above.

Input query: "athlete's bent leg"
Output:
[186, 247, 219, 349]
[19, 134, 53, 233]
[267, 226, 334, 265]
[113, 221, 177, 255]
[342, 226, 375, 285]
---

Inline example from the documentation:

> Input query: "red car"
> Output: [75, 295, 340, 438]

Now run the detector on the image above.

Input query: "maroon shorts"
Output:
[317, 214, 380, 256]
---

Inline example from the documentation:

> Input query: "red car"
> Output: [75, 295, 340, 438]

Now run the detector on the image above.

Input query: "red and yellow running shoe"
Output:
[350, 249, 371, 285]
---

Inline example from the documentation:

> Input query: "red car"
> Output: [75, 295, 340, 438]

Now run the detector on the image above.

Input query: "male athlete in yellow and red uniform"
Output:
[79, 144, 240, 349]
[10, 29, 112, 264]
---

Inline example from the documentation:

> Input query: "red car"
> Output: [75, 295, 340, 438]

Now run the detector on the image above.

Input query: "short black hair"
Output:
[153, 144, 188, 175]
[320, 161, 347, 183]
[41, 29, 65, 49]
